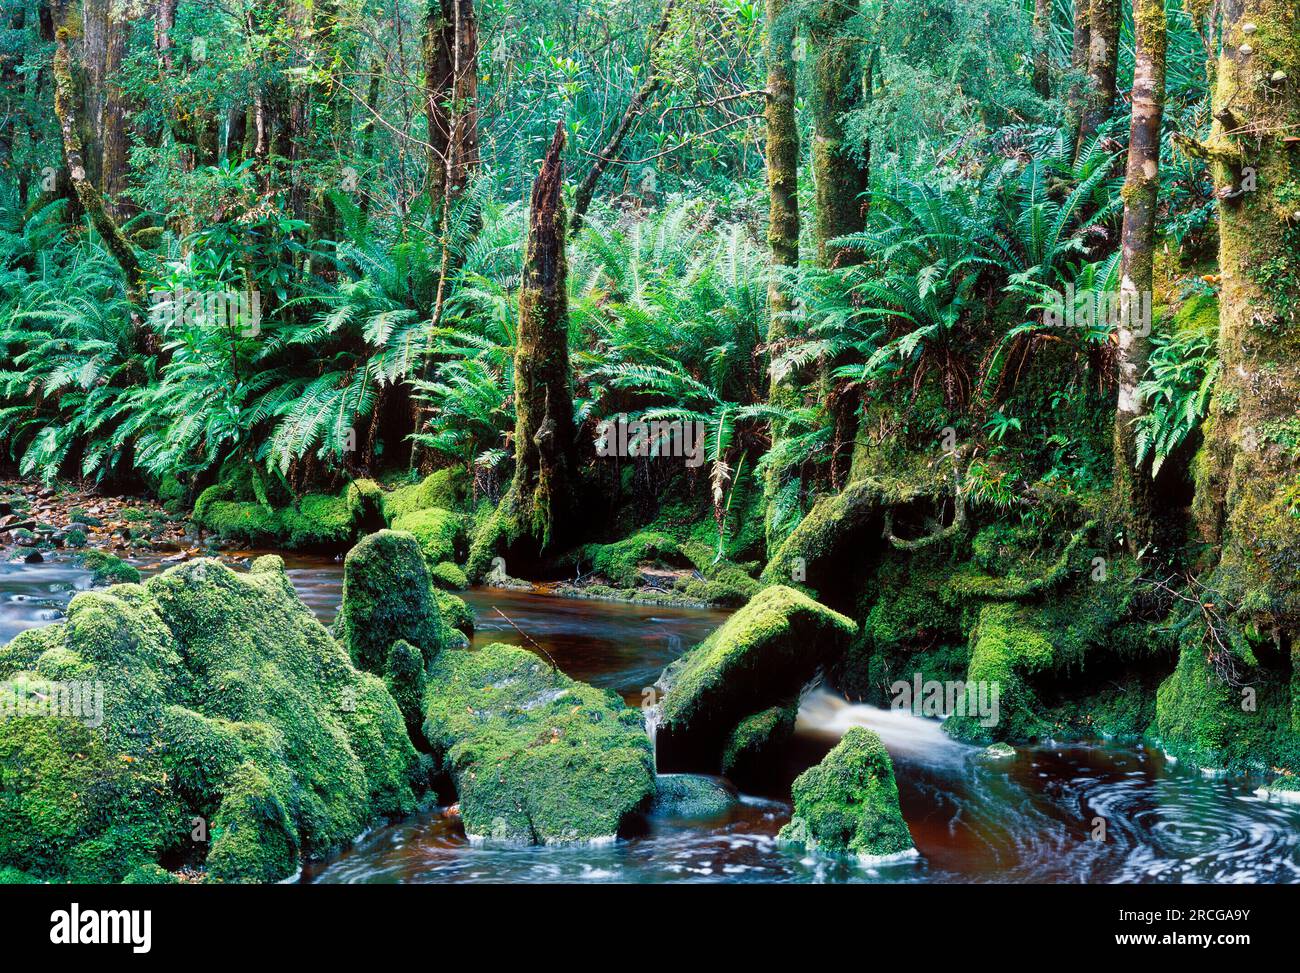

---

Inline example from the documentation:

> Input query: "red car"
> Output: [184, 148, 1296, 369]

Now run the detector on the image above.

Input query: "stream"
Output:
[5, 550, 1300, 884]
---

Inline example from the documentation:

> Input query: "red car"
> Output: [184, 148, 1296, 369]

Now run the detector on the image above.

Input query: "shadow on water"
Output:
[5, 551, 1300, 883]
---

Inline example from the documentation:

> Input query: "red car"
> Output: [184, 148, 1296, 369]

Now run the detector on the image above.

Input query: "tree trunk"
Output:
[570, 0, 676, 236]
[1113, 0, 1166, 551]
[1078, 0, 1119, 146]
[763, 0, 801, 553]
[808, 0, 869, 266]
[51, 2, 144, 310]
[507, 121, 580, 555]
[1067, 0, 1091, 148]
[1192, 0, 1300, 662]
[99, 0, 131, 218]
[423, 0, 479, 213]
[1033, 0, 1052, 98]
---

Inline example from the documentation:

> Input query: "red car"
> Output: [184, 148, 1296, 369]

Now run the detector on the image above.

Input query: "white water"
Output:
[796, 689, 972, 768]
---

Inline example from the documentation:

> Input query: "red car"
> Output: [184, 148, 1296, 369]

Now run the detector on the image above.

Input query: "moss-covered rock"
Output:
[777, 726, 915, 862]
[384, 640, 428, 743]
[429, 561, 468, 591]
[570, 532, 685, 587]
[432, 588, 474, 638]
[721, 704, 798, 782]
[657, 586, 856, 766]
[380, 468, 470, 522]
[76, 549, 140, 586]
[390, 507, 465, 567]
[0, 556, 422, 884]
[334, 530, 453, 674]
[651, 774, 736, 818]
[191, 463, 361, 550]
[423, 642, 655, 844]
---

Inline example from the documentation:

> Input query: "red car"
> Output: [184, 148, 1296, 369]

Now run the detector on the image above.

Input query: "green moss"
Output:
[64, 528, 87, 548]
[121, 863, 181, 884]
[721, 703, 797, 780]
[0, 866, 41, 884]
[390, 507, 465, 567]
[76, 550, 140, 586]
[334, 530, 453, 674]
[385, 640, 428, 743]
[651, 774, 735, 819]
[381, 468, 470, 521]
[659, 585, 856, 762]
[432, 588, 474, 637]
[1154, 637, 1300, 774]
[194, 492, 355, 550]
[777, 726, 915, 861]
[571, 532, 684, 587]
[423, 642, 655, 844]
[0, 556, 422, 884]
[429, 561, 468, 591]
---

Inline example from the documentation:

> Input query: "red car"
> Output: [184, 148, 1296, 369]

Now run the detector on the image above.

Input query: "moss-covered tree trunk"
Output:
[1113, 0, 1167, 550]
[808, 0, 869, 266]
[1068, 0, 1091, 148]
[508, 121, 580, 555]
[763, 0, 801, 553]
[1192, 0, 1300, 674]
[808, 0, 871, 487]
[1033, 0, 1052, 97]
[1078, 0, 1120, 146]
[51, 5, 144, 311]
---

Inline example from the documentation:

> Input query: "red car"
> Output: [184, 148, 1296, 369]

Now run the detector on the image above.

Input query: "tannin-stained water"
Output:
[5, 551, 1300, 883]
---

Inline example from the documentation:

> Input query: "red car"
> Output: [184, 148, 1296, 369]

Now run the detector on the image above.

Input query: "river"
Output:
[4, 550, 1299, 883]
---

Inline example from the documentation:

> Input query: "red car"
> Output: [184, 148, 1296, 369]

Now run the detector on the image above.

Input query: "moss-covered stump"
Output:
[777, 726, 915, 863]
[334, 530, 453, 675]
[760, 479, 891, 595]
[422, 642, 655, 844]
[656, 585, 856, 770]
[0, 556, 422, 884]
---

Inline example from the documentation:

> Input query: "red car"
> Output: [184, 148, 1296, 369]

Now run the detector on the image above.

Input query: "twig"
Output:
[494, 607, 558, 673]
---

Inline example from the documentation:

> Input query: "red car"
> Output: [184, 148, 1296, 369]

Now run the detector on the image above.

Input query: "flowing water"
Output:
[5, 550, 1300, 884]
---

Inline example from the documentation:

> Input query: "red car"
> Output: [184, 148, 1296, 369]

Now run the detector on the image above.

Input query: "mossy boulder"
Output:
[657, 586, 856, 767]
[380, 468, 470, 521]
[423, 642, 655, 844]
[721, 703, 798, 782]
[191, 463, 361, 550]
[0, 556, 422, 884]
[76, 549, 140, 587]
[429, 561, 468, 591]
[651, 774, 736, 819]
[389, 507, 465, 568]
[777, 726, 915, 862]
[570, 532, 685, 587]
[432, 588, 474, 638]
[334, 530, 453, 674]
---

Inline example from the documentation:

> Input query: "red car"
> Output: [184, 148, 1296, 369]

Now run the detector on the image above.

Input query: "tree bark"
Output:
[508, 121, 580, 554]
[1113, 0, 1166, 551]
[51, 3, 144, 309]
[808, 0, 869, 266]
[1067, 0, 1091, 148]
[570, 0, 676, 236]
[1192, 0, 1300, 664]
[1078, 0, 1119, 146]
[1033, 0, 1052, 98]
[423, 0, 479, 213]
[763, 0, 801, 552]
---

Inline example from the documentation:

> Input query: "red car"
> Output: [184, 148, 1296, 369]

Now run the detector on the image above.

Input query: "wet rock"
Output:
[656, 585, 856, 769]
[423, 642, 655, 845]
[777, 726, 916, 863]
[0, 557, 421, 883]
[21, 551, 42, 564]
[334, 530, 454, 674]
[978, 742, 1017, 761]
[651, 774, 736, 819]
